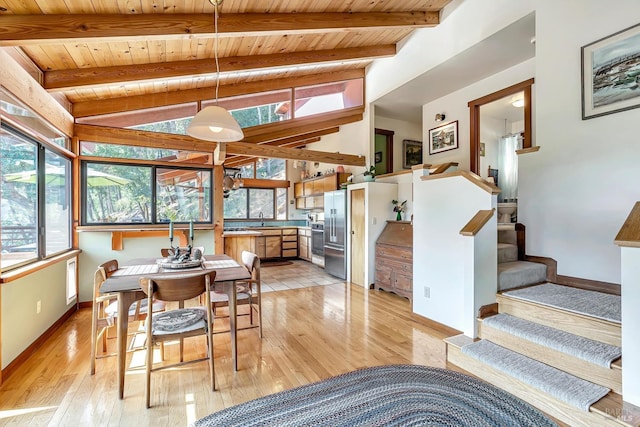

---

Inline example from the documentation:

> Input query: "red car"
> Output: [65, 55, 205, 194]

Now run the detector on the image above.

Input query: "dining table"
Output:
[100, 254, 251, 399]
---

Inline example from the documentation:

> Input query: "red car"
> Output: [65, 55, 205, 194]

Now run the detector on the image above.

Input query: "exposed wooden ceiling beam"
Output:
[75, 123, 364, 166]
[0, 13, 439, 46]
[44, 45, 395, 91]
[224, 137, 322, 166]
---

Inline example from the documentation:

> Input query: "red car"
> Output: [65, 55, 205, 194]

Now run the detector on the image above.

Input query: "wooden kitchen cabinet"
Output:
[298, 227, 311, 261]
[282, 228, 298, 258]
[294, 173, 350, 210]
[374, 221, 413, 301]
[261, 229, 283, 259]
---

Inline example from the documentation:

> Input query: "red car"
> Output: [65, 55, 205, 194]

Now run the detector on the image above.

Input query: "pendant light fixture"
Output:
[187, 0, 244, 142]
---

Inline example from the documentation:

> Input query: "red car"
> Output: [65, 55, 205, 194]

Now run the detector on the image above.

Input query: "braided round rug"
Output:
[194, 365, 557, 427]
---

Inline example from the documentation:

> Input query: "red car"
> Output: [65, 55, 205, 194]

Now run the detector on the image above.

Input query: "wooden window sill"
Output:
[1, 250, 81, 284]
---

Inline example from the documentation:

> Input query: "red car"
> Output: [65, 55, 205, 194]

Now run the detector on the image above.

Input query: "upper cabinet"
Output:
[294, 173, 351, 210]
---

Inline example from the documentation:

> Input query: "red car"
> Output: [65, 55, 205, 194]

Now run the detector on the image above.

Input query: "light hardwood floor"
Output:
[0, 261, 451, 426]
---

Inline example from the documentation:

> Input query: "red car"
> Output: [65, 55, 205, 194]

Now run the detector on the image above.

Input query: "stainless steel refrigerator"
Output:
[324, 190, 347, 279]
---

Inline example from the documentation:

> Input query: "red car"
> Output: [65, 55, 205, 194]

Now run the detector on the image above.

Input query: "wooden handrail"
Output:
[430, 162, 459, 174]
[614, 201, 640, 248]
[460, 209, 495, 236]
[421, 170, 500, 195]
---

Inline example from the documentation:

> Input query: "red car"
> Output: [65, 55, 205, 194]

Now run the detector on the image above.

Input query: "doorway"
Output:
[374, 128, 394, 175]
[468, 78, 534, 174]
[350, 188, 365, 287]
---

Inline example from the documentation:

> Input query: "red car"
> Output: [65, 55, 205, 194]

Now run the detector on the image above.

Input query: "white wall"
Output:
[519, 0, 640, 284]
[2, 261, 72, 369]
[422, 58, 536, 170]
[413, 174, 496, 335]
[374, 115, 423, 173]
[366, 0, 535, 104]
[479, 116, 503, 179]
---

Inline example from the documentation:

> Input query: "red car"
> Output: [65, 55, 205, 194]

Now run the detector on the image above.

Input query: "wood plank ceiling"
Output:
[0, 0, 451, 165]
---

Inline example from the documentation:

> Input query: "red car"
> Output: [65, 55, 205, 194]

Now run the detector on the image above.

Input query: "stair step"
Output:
[462, 340, 610, 411]
[497, 292, 621, 348]
[498, 261, 546, 291]
[480, 314, 621, 393]
[446, 340, 623, 427]
[498, 243, 518, 263]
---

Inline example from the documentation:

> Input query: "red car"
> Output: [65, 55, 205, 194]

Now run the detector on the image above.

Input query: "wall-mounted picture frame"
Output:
[582, 23, 640, 120]
[428, 121, 458, 155]
[480, 142, 486, 157]
[375, 151, 382, 164]
[402, 140, 422, 169]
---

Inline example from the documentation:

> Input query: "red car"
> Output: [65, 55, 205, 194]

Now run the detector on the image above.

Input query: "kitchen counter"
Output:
[222, 230, 264, 237]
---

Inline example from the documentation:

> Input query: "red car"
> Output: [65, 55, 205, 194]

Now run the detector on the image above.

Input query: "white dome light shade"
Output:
[186, 106, 244, 142]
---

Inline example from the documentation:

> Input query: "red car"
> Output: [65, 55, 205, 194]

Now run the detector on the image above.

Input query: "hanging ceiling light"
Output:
[186, 0, 244, 142]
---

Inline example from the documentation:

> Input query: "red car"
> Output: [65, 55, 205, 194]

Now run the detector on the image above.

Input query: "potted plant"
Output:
[363, 165, 376, 182]
[392, 199, 407, 221]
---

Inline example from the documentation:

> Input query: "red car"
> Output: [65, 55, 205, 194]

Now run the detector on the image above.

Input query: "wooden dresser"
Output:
[374, 220, 413, 301]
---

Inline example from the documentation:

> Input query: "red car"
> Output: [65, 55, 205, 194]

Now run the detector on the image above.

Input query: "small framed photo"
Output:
[428, 121, 458, 155]
[375, 151, 382, 163]
[402, 140, 422, 169]
[480, 142, 486, 157]
[582, 23, 640, 119]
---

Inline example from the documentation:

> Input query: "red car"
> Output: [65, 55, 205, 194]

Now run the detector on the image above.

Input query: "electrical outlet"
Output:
[423, 286, 430, 298]
[36, 300, 42, 314]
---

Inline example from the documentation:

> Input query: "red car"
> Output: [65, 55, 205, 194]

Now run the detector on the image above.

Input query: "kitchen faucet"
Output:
[259, 211, 264, 226]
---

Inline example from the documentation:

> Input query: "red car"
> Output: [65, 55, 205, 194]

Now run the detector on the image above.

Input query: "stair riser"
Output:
[498, 244, 518, 264]
[497, 295, 621, 347]
[446, 343, 621, 427]
[479, 321, 621, 394]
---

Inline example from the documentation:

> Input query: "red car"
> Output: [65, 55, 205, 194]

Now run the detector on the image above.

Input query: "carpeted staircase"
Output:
[497, 224, 546, 291]
[444, 225, 630, 426]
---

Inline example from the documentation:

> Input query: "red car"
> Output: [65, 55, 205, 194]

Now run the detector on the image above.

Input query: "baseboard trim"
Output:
[1, 305, 77, 384]
[78, 300, 92, 309]
[411, 312, 462, 337]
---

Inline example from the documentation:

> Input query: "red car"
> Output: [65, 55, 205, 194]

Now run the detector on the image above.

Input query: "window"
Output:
[0, 124, 72, 271]
[80, 141, 212, 164]
[224, 188, 276, 220]
[82, 162, 211, 225]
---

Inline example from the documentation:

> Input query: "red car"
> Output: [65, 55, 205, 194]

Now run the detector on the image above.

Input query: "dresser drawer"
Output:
[375, 266, 392, 286]
[394, 273, 412, 292]
[376, 244, 412, 262]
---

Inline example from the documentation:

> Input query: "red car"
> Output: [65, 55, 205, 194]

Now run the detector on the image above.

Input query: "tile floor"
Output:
[260, 259, 346, 292]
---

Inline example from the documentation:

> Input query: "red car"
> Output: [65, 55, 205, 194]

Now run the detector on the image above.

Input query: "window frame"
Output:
[80, 160, 213, 226]
[0, 122, 73, 272]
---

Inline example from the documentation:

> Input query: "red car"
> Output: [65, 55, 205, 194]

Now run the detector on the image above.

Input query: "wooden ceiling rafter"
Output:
[74, 108, 364, 165]
[72, 69, 365, 117]
[0, 12, 439, 46]
[44, 45, 395, 92]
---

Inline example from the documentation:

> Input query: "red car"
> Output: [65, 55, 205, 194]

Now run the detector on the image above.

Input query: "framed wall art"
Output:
[428, 121, 458, 155]
[582, 23, 640, 119]
[402, 140, 422, 169]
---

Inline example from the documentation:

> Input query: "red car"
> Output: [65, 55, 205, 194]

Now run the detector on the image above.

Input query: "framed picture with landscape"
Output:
[402, 140, 423, 169]
[582, 23, 640, 119]
[428, 121, 458, 155]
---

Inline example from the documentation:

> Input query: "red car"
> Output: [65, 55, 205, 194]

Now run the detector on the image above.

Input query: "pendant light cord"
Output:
[214, 1, 220, 106]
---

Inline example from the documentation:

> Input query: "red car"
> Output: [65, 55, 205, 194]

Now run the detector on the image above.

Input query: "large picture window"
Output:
[1, 124, 72, 271]
[82, 162, 211, 225]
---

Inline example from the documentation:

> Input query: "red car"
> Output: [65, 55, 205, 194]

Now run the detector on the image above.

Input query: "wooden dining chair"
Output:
[139, 270, 216, 408]
[209, 251, 262, 337]
[90, 259, 166, 375]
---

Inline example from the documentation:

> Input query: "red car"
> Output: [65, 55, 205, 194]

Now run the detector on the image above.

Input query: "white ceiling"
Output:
[373, 13, 536, 123]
